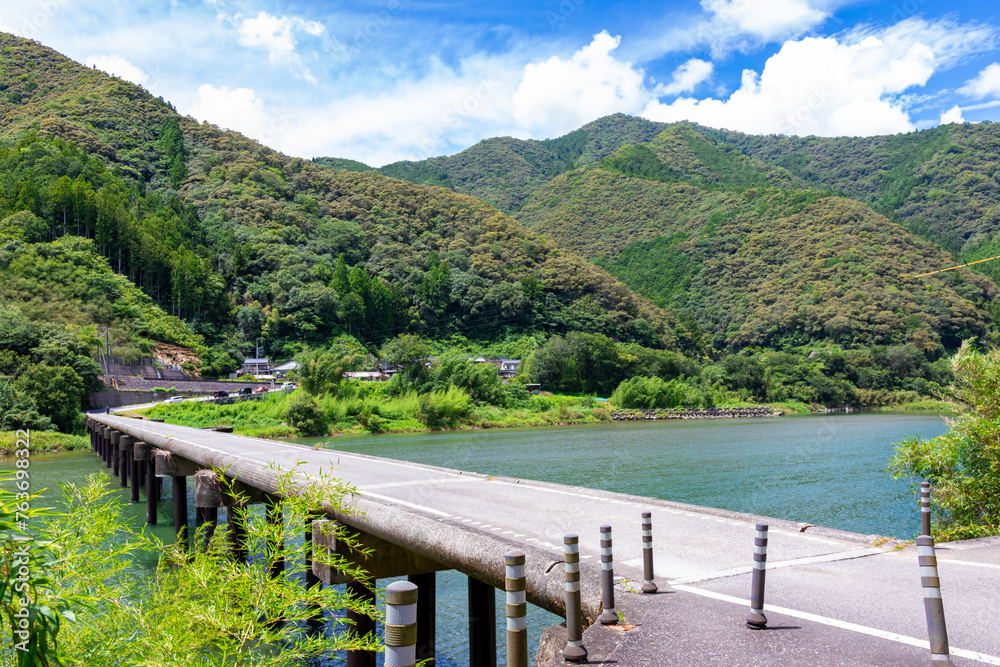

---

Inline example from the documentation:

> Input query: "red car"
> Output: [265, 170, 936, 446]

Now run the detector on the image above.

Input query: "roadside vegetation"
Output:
[0, 468, 379, 665]
[891, 342, 1000, 540]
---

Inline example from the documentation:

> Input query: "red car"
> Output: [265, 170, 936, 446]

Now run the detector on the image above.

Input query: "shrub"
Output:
[284, 394, 327, 436]
[890, 342, 1000, 540]
[416, 386, 471, 428]
[592, 407, 611, 421]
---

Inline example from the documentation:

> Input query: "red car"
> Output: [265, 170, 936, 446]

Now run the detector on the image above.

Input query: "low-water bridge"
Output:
[86, 415, 1000, 666]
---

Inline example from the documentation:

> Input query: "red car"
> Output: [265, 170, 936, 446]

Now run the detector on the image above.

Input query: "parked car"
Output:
[238, 387, 253, 396]
[281, 382, 296, 390]
[163, 395, 185, 404]
[213, 390, 229, 398]
[254, 385, 268, 394]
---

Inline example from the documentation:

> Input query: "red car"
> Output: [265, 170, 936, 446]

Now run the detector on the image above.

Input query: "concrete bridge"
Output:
[86, 414, 1000, 666]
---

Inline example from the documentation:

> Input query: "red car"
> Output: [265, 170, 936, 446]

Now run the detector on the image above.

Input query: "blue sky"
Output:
[2, 0, 999, 165]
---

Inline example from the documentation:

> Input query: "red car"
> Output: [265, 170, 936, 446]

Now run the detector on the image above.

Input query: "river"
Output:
[5, 412, 949, 665]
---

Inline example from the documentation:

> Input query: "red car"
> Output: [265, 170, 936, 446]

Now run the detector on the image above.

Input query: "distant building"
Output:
[273, 360, 299, 378]
[343, 371, 390, 382]
[467, 357, 521, 381]
[238, 358, 272, 377]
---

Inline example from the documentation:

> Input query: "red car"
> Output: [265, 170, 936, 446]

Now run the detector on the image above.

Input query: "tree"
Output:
[0, 377, 53, 431]
[381, 334, 432, 382]
[331, 254, 351, 298]
[14, 364, 85, 433]
[890, 341, 1000, 540]
[296, 346, 364, 396]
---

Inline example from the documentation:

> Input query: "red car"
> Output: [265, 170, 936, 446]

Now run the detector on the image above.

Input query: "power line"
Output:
[912, 254, 1000, 278]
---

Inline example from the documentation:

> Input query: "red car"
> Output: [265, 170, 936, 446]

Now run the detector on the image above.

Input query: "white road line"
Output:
[939, 559, 1000, 571]
[672, 584, 1000, 665]
[361, 478, 475, 490]
[359, 491, 452, 517]
[668, 547, 887, 585]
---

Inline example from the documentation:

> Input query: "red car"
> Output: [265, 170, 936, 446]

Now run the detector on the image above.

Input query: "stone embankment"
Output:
[610, 406, 779, 421]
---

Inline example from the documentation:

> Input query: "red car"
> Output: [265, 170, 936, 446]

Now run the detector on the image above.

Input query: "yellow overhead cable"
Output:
[912, 253, 1000, 278]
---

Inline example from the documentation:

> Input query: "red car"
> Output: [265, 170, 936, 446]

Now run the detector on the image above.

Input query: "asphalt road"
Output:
[89, 415, 1000, 666]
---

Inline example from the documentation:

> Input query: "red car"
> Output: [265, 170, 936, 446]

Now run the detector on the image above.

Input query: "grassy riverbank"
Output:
[131, 385, 949, 439]
[135, 388, 615, 438]
[0, 430, 90, 455]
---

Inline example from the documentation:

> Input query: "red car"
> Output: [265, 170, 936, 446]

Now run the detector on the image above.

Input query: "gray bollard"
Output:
[598, 524, 618, 625]
[562, 534, 587, 663]
[917, 535, 955, 666]
[746, 522, 768, 629]
[920, 482, 932, 538]
[641, 511, 658, 594]
[385, 581, 418, 667]
[505, 550, 528, 667]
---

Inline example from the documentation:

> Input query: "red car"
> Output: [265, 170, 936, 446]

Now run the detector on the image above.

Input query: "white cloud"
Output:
[512, 31, 651, 137]
[641, 20, 971, 137]
[187, 84, 276, 142]
[84, 54, 148, 86]
[959, 63, 1000, 99]
[236, 11, 323, 82]
[237, 11, 324, 62]
[701, 0, 827, 42]
[659, 58, 714, 96]
[939, 105, 964, 124]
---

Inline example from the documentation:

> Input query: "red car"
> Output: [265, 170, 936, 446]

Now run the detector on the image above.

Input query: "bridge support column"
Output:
[194, 470, 222, 549]
[104, 429, 114, 470]
[112, 430, 121, 477]
[154, 449, 199, 551]
[133, 442, 156, 524]
[409, 572, 436, 667]
[264, 495, 284, 577]
[173, 476, 188, 550]
[305, 515, 321, 589]
[468, 576, 496, 667]
[104, 427, 113, 468]
[346, 579, 377, 667]
[225, 495, 247, 562]
[119, 436, 138, 503]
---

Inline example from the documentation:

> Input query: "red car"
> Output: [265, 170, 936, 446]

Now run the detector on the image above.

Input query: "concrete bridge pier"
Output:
[194, 470, 223, 549]
[133, 441, 156, 524]
[469, 576, 497, 667]
[312, 519, 450, 667]
[153, 449, 200, 551]
[408, 572, 436, 667]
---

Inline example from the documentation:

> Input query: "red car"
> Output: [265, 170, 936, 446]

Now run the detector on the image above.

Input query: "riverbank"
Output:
[0, 430, 90, 455]
[126, 389, 952, 439]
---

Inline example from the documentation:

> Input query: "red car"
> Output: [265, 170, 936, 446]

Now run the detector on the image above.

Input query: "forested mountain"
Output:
[0, 33, 686, 372]
[357, 113, 1000, 354]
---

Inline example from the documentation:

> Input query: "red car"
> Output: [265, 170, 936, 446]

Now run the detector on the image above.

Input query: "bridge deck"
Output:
[91, 415, 1000, 666]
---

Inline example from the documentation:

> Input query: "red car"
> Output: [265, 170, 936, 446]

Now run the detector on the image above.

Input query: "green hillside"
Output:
[0, 33, 685, 361]
[516, 166, 995, 351]
[704, 124, 1000, 279]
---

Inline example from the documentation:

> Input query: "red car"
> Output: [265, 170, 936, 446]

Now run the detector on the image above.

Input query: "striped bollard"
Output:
[641, 511, 658, 593]
[917, 535, 956, 666]
[598, 524, 618, 625]
[746, 522, 768, 629]
[385, 581, 418, 667]
[920, 482, 932, 537]
[505, 550, 528, 667]
[562, 534, 587, 663]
